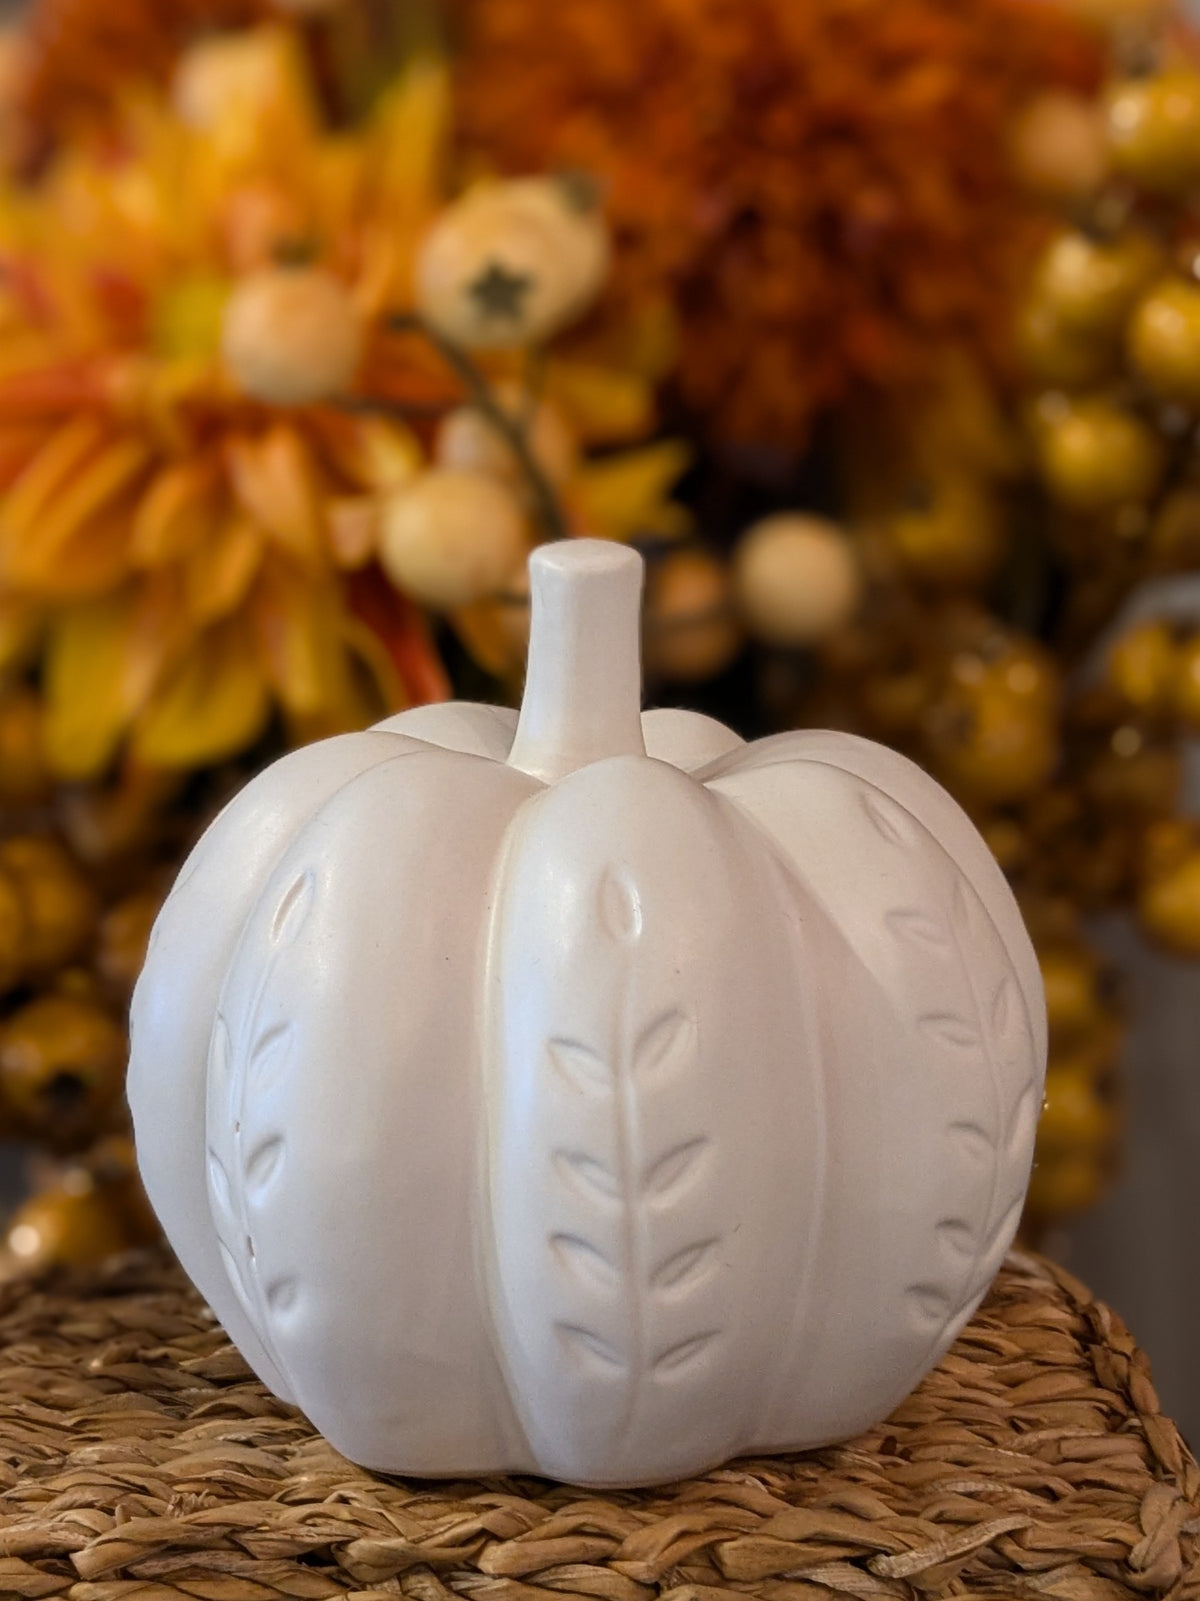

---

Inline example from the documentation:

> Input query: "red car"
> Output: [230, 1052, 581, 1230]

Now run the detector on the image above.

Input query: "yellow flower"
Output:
[0, 24, 683, 778]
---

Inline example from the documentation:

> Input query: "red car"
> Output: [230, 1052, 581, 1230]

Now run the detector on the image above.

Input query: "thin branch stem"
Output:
[385, 312, 570, 543]
[339, 395, 455, 420]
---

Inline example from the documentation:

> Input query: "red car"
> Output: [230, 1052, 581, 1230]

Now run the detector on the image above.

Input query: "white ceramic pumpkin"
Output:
[129, 539, 1045, 1487]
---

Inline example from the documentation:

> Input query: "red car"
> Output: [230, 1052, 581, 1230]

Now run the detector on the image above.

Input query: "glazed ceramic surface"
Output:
[129, 539, 1046, 1486]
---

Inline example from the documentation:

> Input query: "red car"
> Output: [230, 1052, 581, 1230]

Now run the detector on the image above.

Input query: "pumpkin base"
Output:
[0, 1247, 1194, 1599]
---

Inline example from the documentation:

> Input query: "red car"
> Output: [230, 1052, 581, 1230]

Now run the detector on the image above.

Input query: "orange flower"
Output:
[0, 30, 462, 779]
[0, 27, 686, 779]
[452, 0, 1101, 449]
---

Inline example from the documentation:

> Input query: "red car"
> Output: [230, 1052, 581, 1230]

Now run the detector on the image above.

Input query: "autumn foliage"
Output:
[452, 0, 1101, 449]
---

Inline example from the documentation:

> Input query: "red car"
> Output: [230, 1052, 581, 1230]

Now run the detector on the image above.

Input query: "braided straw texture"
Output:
[0, 1249, 1195, 1601]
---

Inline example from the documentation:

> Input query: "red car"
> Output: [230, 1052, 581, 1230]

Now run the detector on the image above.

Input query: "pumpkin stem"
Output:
[507, 540, 647, 782]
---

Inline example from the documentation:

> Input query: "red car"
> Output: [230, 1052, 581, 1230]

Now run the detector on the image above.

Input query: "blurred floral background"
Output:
[0, 0, 1198, 1438]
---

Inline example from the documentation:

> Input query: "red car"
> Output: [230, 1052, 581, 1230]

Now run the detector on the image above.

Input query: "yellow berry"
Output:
[417, 178, 610, 350]
[1105, 69, 1200, 196]
[0, 994, 126, 1149]
[1034, 228, 1160, 336]
[1035, 397, 1164, 512]
[1037, 1064, 1115, 1156]
[1173, 635, 1200, 726]
[926, 688, 1058, 805]
[380, 470, 529, 611]
[1106, 619, 1179, 713]
[172, 26, 304, 134]
[643, 549, 742, 682]
[0, 836, 97, 974]
[733, 513, 862, 648]
[222, 265, 362, 405]
[1128, 277, 1200, 409]
[889, 475, 1003, 588]
[5, 1183, 130, 1273]
[1016, 298, 1116, 389]
[1139, 835, 1200, 954]
[1010, 91, 1108, 200]
[1039, 946, 1104, 1045]
[1025, 1152, 1106, 1221]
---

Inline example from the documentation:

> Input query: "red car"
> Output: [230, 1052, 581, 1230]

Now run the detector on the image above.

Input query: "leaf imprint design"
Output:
[550, 1233, 619, 1289]
[557, 1323, 626, 1372]
[920, 1013, 981, 1050]
[548, 1038, 611, 1095]
[218, 1240, 254, 1316]
[598, 864, 643, 944]
[245, 1135, 285, 1197]
[207, 1149, 232, 1211]
[210, 1015, 231, 1086]
[633, 1010, 694, 1082]
[643, 1137, 708, 1200]
[270, 871, 313, 946]
[653, 1331, 720, 1376]
[652, 1239, 719, 1293]
[991, 977, 1017, 1036]
[249, 1022, 292, 1090]
[266, 1277, 298, 1314]
[886, 907, 948, 947]
[951, 873, 974, 927]
[936, 1218, 975, 1259]
[907, 1284, 952, 1326]
[554, 1149, 621, 1201]
[950, 1121, 995, 1164]
[861, 790, 915, 847]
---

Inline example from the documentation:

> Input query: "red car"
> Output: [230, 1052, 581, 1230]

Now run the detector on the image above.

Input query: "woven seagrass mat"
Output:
[0, 1250, 1195, 1601]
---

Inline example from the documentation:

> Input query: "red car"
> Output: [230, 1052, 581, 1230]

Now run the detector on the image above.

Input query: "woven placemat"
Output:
[0, 1250, 1195, 1601]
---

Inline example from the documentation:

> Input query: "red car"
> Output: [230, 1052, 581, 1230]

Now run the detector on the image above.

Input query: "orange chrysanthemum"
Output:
[452, 0, 1101, 449]
[0, 28, 682, 780]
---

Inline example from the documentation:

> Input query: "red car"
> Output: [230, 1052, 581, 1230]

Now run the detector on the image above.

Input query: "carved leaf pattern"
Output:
[551, 1234, 619, 1288]
[210, 1015, 231, 1089]
[861, 791, 917, 847]
[548, 1039, 610, 1094]
[207, 1149, 232, 1213]
[206, 871, 313, 1385]
[886, 908, 948, 948]
[247, 1023, 291, 1090]
[643, 1138, 708, 1200]
[598, 865, 643, 944]
[950, 1119, 992, 1153]
[541, 864, 723, 1422]
[653, 1331, 720, 1375]
[554, 1150, 620, 1201]
[634, 1010, 693, 1082]
[558, 1323, 624, 1371]
[652, 1239, 719, 1292]
[270, 871, 313, 946]
[245, 1135, 284, 1196]
[935, 1218, 974, 1258]
[870, 788, 1038, 1354]
[919, 1014, 981, 1050]
[992, 977, 1017, 1036]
